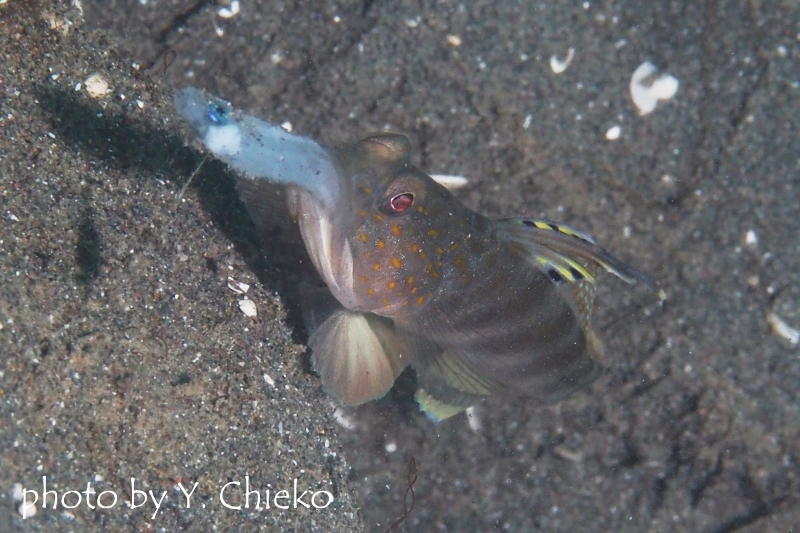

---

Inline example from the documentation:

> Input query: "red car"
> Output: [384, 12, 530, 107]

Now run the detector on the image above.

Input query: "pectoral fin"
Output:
[308, 310, 409, 406]
[236, 175, 301, 242]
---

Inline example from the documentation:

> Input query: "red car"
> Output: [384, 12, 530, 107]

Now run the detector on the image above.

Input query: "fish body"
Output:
[175, 87, 656, 421]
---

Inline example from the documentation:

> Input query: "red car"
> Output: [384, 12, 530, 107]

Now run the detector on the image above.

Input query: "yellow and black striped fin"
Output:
[558, 264, 599, 330]
[531, 254, 595, 284]
[496, 217, 658, 290]
[523, 219, 598, 243]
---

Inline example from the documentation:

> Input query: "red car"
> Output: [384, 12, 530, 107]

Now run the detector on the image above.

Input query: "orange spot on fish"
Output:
[416, 295, 425, 304]
[362, 187, 372, 194]
[402, 300, 409, 307]
[373, 263, 381, 271]
[449, 242, 459, 251]
[391, 257, 402, 269]
[437, 247, 445, 255]
[388, 281, 396, 289]
[374, 214, 384, 223]
[410, 287, 417, 294]
[392, 224, 401, 236]
[360, 210, 368, 217]
[419, 250, 427, 259]
[377, 239, 385, 249]
[360, 233, 368, 243]
[368, 288, 376, 295]
[382, 298, 390, 307]
[411, 243, 419, 253]
[455, 255, 467, 273]
[406, 276, 414, 284]
[428, 229, 438, 238]
[359, 275, 368, 282]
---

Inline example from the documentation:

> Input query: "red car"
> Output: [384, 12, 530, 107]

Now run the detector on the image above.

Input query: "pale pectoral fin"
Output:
[309, 310, 409, 406]
[495, 217, 657, 288]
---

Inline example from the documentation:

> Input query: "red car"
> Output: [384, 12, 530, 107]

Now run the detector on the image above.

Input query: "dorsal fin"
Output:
[358, 133, 410, 163]
[495, 217, 658, 289]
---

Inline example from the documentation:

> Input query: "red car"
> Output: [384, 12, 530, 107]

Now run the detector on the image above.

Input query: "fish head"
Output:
[336, 133, 476, 317]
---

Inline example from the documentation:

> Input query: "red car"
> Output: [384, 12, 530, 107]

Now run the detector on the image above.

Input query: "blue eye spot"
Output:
[206, 101, 229, 124]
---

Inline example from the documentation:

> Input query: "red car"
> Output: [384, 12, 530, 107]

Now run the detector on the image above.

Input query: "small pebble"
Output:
[447, 35, 462, 47]
[19, 501, 37, 519]
[84, 73, 109, 98]
[605, 125, 621, 140]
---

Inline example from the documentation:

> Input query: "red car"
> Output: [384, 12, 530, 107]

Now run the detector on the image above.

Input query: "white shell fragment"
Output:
[522, 114, 533, 129]
[630, 61, 679, 115]
[218, 0, 240, 18]
[227, 277, 250, 294]
[17, 487, 36, 519]
[12, 483, 24, 501]
[550, 47, 575, 74]
[430, 174, 469, 190]
[605, 125, 622, 140]
[84, 73, 109, 98]
[332, 407, 357, 430]
[263, 373, 276, 387]
[238, 298, 257, 317]
[447, 35, 462, 47]
[767, 312, 800, 345]
[465, 406, 482, 432]
[19, 501, 37, 519]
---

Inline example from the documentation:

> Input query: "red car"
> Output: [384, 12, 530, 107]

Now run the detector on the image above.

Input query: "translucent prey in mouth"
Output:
[176, 87, 659, 422]
[174, 87, 342, 211]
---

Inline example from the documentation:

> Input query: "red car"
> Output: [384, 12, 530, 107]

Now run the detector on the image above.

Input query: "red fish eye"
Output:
[389, 193, 414, 214]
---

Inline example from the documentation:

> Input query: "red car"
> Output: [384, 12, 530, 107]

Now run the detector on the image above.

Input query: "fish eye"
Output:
[207, 101, 229, 124]
[387, 192, 414, 215]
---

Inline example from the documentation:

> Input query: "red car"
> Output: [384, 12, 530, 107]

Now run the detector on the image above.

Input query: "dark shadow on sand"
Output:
[35, 85, 421, 411]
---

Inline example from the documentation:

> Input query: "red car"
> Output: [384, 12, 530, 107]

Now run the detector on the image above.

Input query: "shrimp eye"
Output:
[207, 102, 229, 124]
[388, 193, 414, 214]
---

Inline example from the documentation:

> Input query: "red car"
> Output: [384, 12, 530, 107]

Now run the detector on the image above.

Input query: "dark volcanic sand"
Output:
[1, 2, 361, 532]
[4, 0, 800, 532]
